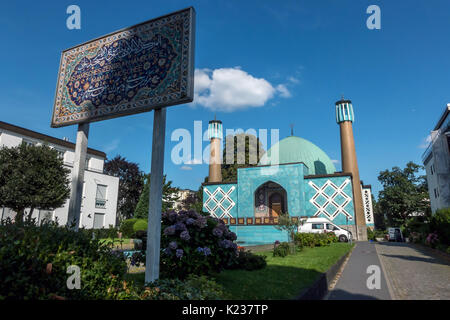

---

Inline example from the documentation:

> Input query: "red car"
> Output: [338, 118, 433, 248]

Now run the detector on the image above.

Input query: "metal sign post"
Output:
[52, 7, 195, 283]
[145, 108, 167, 283]
[67, 123, 89, 230]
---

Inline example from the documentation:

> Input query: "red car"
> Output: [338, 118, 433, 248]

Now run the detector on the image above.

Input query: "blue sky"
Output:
[1, 0, 449, 197]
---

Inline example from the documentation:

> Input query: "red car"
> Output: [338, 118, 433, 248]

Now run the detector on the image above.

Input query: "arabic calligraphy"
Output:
[52, 7, 195, 127]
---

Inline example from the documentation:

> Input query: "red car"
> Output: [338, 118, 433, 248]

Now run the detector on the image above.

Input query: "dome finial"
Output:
[290, 123, 294, 136]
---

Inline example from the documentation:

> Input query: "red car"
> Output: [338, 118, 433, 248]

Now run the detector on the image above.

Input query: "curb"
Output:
[296, 245, 354, 300]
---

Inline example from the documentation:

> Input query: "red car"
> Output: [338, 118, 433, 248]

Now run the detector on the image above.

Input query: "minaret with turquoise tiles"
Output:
[335, 98, 367, 241]
[208, 118, 223, 183]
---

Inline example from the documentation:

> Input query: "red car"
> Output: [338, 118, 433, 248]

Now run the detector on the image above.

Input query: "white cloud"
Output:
[103, 139, 120, 153]
[193, 67, 291, 112]
[180, 166, 193, 171]
[288, 76, 300, 84]
[418, 135, 432, 149]
[331, 159, 340, 164]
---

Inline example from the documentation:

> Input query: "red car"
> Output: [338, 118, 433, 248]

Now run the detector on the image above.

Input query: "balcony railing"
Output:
[95, 199, 106, 209]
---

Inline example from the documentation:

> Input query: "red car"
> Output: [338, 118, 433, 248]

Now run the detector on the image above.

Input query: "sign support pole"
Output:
[67, 123, 89, 231]
[145, 107, 167, 283]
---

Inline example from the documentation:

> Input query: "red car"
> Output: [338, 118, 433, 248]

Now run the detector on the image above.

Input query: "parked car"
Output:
[387, 227, 403, 242]
[298, 217, 352, 242]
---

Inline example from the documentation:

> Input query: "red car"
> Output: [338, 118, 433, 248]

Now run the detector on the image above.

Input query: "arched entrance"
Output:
[254, 181, 287, 218]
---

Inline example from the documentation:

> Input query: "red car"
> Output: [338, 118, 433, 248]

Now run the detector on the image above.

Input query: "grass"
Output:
[124, 242, 353, 299]
[213, 242, 354, 299]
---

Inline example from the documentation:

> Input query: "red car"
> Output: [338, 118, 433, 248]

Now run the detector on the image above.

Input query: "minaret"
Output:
[335, 98, 367, 241]
[208, 118, 223, 183]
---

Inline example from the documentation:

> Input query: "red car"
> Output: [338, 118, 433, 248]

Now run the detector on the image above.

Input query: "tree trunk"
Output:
[14, 208, 25, 224]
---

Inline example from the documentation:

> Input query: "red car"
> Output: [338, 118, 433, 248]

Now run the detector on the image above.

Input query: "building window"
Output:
[430, 165, 434, 175]
[23, 139, 35, 146]
[93, 213, 105, 229]
[95, 184, 107, 209]
[56, 149, 65, 160]
[434, 188, 439, 198]
[85, 157, 90, 169]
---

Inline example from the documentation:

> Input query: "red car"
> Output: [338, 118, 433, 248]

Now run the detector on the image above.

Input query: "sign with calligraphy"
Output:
[52, 7, 195, 127]
[362, 187, 374, 225]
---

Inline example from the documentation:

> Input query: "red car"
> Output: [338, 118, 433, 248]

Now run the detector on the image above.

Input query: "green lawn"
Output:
[99, 238, 132, 246]
[213, 243, 354, 299]
[124, 242, 353, 300]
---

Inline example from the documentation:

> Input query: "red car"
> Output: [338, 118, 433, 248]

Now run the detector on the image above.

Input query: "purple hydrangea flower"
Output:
[194, 217, 207, 229]
[169, 241, 178, 250]
[219, 239, 232, 248]
[163, 225, 176, 236]
[168, 211, 178, 222]
[212, 227, 223, 237]
[203, 247, 211, 256]
[176, 249, 183, 258]
[196, 247, 204, 254]
[180, 230, 190, 241]
[175, 222, 187, 231]
[186, 218, 195, 225]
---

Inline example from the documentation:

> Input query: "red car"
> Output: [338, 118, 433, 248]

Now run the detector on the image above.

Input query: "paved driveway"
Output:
[376, 242, 450, 300]
[327, 242, 391, 300]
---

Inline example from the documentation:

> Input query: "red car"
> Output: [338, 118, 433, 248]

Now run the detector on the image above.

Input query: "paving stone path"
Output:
[376, 242, 450, 300]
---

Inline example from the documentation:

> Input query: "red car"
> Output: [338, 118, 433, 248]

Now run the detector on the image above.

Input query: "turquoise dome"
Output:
[258, 136, 336, 175]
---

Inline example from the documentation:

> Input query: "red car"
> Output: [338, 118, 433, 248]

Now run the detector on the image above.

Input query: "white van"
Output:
[298, 217, 352, 242]
[387, 227, 403, 242]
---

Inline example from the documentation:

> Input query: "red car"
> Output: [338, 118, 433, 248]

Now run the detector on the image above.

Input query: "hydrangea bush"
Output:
[159, 210, 238, 279]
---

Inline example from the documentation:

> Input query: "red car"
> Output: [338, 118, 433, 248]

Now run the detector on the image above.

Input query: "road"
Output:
[326, 241, 450, 300]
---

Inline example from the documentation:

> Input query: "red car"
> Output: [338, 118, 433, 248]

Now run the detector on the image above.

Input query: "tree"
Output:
[274, 213, 302, 253]
[181, 186, 204, 213]
[134, 174, 179, 219]
[377, 161, 431, 226]
[0, 143, 70, 223]
[104, 155, 144, 222]
[219, 133, 265, 182]
[372, 196, 386, 230]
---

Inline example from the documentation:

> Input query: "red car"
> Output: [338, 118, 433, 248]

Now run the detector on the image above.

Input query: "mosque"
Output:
[202, 99, 374, 244]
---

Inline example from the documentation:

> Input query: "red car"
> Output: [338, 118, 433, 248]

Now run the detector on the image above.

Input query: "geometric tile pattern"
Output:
[308, 179, 353, 221]
[203, 186, 236, 219]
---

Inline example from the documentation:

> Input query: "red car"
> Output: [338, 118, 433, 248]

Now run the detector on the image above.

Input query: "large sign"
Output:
[52, 7, 195, 127]
[362, 187, 374, 225]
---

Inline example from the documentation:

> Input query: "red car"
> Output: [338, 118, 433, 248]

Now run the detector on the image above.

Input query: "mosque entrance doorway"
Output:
[254, 181, 287, 218]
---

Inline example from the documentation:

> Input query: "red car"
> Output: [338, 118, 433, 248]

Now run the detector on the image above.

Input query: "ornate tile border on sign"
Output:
[52, 7, 195, 127]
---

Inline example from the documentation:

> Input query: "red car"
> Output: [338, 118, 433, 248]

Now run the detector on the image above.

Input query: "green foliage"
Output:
[133, 219, 148, 233]
[430, 208, 450, 246]
[377, 162, 430, 226]
[220, 133, 265, 182]
[273, 214, 301, 243]
[104, 156, 144, 222]
[367, 228, 376, 241]
[294, 232, 337, 248]
[0, 143, 70, 222]
[273, 242, 290, 257]
[134, 174, 179, 219]
[140, 275, 224, 300]
[227, 249, 267, 270]
[119, 218, 138, 238]
[0, 218, 130, 300]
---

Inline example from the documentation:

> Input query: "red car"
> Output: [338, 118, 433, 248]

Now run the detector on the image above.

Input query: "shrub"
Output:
[140, 275, 224, 300]
[133, 219, 148, 233]
[0, 218, 129, 300]
[425, 231, 439, 248]
[227, 249, 267, 270]
[367, 228, 376, 241]
[294, 232, 335, 248]
[430, 208, 450, 245]
[158, 210, 237, 279]
[273, 242, 290, 257]
[120, 219, 137, 238]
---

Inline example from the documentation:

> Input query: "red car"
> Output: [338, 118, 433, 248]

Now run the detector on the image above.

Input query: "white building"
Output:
[422, 104, 450, 213]
[173, 189, 196, 211]
[0, 121, 119, 229]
